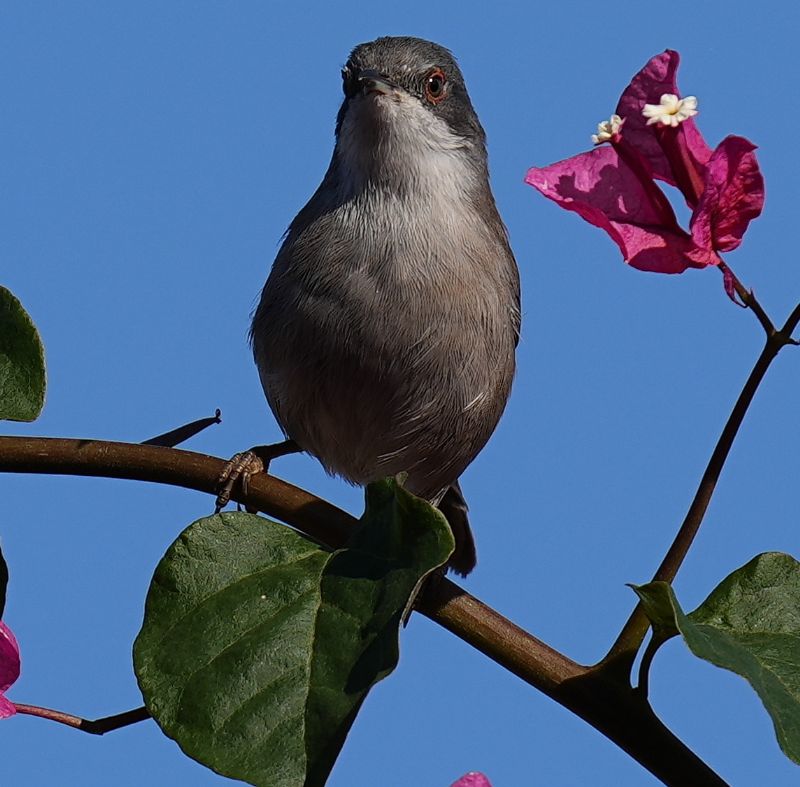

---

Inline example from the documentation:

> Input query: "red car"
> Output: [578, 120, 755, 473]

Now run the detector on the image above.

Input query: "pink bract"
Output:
[691, 136, 765, 253]
[526, 146, 714, 273]
[450, 772, 492, 787]
[0, 622, 20, 719]
[615, 50, 712, 195]
[525, 50, 764, 276]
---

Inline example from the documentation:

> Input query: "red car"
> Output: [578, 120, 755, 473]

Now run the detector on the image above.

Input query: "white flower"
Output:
[642, 93, 698, 127]
[591, 114, 625, 145]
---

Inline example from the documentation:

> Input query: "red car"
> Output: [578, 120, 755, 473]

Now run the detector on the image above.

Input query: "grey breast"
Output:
[252, 185, 518, 502]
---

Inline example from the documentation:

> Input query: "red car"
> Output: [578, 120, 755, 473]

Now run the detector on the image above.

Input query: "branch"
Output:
[0, 436, 726, 785]
[606, 303, 800, 661]
[417, 581, 727, 786]
[0, 437, 355, 548]
[13, 703, 149, 735]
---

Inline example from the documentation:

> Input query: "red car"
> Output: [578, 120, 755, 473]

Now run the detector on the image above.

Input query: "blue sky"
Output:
[2, 1, 799, 785]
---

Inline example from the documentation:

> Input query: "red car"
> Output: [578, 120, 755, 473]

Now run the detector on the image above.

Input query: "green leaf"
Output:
[634, 552, 800, 765]
[134, 478, 454, 786]
[0, 287, 46, 421]
[629, 582, 680, 640]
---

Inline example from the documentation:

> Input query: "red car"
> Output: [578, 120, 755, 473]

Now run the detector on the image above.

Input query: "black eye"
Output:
[425, 69, 446, 103]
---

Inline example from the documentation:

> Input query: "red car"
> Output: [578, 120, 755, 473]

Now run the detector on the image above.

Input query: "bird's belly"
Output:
[257, 292, 514, 500]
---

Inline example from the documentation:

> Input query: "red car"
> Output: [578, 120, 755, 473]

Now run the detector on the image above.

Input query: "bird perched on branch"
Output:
[219, 36, 520, 575]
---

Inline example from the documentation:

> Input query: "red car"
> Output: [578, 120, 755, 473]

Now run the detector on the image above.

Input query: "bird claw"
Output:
[215, 451, 266, 512]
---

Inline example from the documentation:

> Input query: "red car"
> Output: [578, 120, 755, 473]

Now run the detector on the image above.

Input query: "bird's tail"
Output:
[438, 480, 477, 577]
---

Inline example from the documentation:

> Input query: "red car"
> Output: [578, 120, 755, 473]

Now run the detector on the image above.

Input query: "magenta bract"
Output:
[526, 145, 712, 273]
[525, 50, 764, 276]
[0, 622, 20, 719]
[450, 773, 492, 787]
[615, 50, 712, 198]
[690, 135, 764, 253]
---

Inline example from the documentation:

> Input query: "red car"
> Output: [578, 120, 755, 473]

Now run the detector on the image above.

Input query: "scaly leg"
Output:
[215, 439, 300, 512]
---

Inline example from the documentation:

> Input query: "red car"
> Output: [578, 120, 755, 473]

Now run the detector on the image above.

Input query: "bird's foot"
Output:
[215, 451, 265, 512]
[214, 439, 299, 512]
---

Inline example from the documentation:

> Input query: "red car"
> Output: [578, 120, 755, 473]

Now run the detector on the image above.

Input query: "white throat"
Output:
[335, 91, 477, 199]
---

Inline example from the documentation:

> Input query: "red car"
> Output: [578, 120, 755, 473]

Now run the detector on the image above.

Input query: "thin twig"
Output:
[635, 634, 672, 699]
[142, 409, 222, 447]
[13, 703, 150, 735]
[782, 301, 800, 342]
[718, 262, 775, 336]
[605, 302, 800, 662]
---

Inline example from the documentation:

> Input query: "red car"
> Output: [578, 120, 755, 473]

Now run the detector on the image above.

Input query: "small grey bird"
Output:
[244, 36, 520, 575]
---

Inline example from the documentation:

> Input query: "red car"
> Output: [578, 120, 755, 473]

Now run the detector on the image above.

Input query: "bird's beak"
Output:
[357, 69, 397, 96]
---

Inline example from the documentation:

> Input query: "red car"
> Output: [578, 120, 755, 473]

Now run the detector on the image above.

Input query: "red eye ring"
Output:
[425, 69, 447, 103]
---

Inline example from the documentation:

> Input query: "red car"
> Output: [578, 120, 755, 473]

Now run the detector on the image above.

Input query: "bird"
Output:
[222, 36, 520, 576]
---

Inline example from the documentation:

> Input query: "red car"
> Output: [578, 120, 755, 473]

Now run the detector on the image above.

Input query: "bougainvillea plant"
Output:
[1, 48, 799, 787]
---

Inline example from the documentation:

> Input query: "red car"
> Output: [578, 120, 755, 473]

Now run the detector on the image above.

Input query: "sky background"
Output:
[2, 1, 799, 785]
